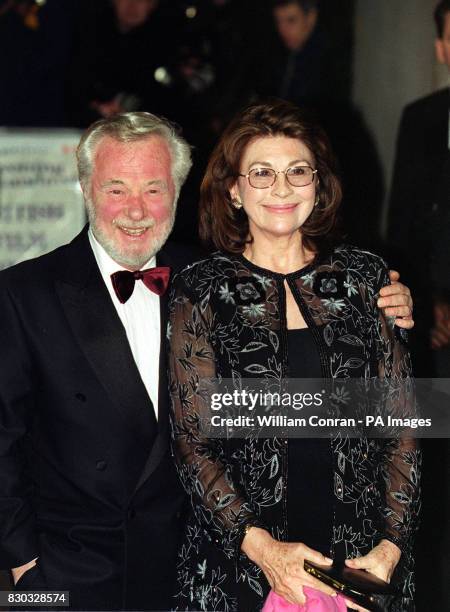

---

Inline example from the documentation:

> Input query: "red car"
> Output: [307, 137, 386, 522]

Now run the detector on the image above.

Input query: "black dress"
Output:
[287, 328, 334, 557]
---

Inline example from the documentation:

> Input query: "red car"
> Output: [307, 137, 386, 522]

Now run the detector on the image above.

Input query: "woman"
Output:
[167, 100, 420, 611]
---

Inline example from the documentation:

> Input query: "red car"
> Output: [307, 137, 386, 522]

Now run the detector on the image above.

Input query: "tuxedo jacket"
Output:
[430, 149, 450, 293]
[0, 227, 199, 610]
[387, 88, 449, 374]
[387, 87, 449, 281]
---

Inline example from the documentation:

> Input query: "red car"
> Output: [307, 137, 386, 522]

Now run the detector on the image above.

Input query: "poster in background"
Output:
[0, 129, 85, 271]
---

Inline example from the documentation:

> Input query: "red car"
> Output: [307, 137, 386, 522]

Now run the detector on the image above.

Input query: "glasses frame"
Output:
[238, 165, 318, 189]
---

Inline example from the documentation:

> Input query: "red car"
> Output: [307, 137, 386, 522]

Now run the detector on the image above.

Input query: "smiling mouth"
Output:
[117, 226, 149, 237]
[263, 204, 299, 212]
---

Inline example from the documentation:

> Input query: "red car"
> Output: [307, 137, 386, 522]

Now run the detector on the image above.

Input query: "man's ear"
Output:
[435, 38, 445, 64]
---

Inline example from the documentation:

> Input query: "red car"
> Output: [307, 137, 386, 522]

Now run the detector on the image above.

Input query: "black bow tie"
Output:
[110, 267, 171, 304]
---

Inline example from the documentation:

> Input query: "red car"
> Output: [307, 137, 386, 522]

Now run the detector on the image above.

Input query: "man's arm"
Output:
[377, 270, 414, 330]
[0, 279, 39, 573]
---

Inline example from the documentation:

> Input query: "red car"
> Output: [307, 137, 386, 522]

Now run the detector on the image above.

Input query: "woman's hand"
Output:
[241, 527, 337, 605]
[344, 539, 401, 611]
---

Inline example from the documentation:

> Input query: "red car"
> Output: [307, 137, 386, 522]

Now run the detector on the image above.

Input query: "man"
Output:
[252, 0, 332, 105]
[388, 0, 450, 377]
[388, 4, 450, 609]
[0, 112, 195, 611]
[430, 1, 450, 364]
[0, 111, 413, 611]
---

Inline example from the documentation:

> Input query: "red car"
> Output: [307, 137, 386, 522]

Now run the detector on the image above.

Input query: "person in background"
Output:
[388, 0, 450, 378]
[388, 4, 450, 609]
[68, 0, 175, 127]
[430, 1, 450, 368]
[0, 0, 77, 127]
[267, 0, 337, 105]
[167, 100, 420, 612]
[168, 0, 262, 246]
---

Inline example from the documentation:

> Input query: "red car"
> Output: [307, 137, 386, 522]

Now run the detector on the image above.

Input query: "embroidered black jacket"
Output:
[167, 245, 421, 611]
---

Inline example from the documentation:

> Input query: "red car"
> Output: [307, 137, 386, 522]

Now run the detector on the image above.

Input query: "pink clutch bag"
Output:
[262, 588, 347, 612]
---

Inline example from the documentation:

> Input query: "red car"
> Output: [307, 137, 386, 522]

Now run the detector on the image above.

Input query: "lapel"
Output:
[55, 228, 157, 452]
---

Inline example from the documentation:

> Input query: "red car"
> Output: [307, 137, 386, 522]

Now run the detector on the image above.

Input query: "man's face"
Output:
[113, 0, 157, 31]
[436, 11, 450, 69]
[273, 3, 315, 51]
[85, 135, 176, 270]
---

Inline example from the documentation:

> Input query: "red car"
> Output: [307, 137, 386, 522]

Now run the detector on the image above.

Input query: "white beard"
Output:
[85, 197, 176, 269]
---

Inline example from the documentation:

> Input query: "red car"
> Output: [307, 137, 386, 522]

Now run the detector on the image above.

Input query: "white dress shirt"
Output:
[88, 230, 160, 419]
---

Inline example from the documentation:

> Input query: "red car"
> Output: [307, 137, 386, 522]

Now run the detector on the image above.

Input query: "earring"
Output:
[232, 198, 243, 209]
[314, 196, 320, 207]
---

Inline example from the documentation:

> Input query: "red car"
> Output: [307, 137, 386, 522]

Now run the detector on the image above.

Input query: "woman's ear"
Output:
[229, 182, 243, 208]
[229, 182, 239, 201]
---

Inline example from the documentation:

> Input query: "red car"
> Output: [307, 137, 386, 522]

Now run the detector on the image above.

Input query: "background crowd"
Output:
[0, 0, 377, 247]
[0, 0, 449, 608]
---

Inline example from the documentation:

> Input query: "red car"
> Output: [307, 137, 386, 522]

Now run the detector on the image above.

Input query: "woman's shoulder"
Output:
[171, 251, 237, 291]
[322, 244, 390, 299]
[329, 243, 388, 273]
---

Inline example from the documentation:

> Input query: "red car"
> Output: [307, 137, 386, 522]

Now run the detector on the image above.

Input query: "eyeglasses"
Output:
[238, 165, 317, 189]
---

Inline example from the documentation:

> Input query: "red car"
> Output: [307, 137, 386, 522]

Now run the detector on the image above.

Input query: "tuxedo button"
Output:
[127, 507, 136, 520]
[96, 460, 107, 471]
[75, 393, 87, 402]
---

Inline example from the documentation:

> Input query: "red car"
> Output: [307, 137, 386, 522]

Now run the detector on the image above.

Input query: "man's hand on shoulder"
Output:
[377, 269, 414, 329]
[11, 557, 38, 585]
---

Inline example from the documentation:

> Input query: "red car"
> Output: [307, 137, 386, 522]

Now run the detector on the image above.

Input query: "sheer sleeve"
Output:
[167, 273, 266, 560]
[373, 264, 421, 555]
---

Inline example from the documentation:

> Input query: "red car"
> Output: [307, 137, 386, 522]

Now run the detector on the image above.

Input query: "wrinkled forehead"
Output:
[91, 135, 174, 183]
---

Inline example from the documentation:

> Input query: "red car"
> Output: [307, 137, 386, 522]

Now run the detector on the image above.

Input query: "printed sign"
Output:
[0, 130, 85, 270]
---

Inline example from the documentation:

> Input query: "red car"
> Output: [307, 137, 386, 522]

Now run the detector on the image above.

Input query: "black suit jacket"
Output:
[0, 228, 200, 610]
[387, 88, 449, 375]
[430, 151, 450, 293]
[388, 87, 449, 278]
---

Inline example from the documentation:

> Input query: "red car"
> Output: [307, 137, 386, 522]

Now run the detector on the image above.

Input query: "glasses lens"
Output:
[286, 166, 314, 186]
[248, 168, 275, 188]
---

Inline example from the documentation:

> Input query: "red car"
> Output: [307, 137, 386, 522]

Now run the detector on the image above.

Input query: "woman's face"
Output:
[230, 135, 317, 244]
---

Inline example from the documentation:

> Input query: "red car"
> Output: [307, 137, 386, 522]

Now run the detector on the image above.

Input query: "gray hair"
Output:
[76, 112, 192, 198]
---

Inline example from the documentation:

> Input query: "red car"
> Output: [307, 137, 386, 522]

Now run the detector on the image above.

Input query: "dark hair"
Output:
[199, 99, 342, 254]
[434, 0, 450, 37]
[272, 0, 319, 12]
